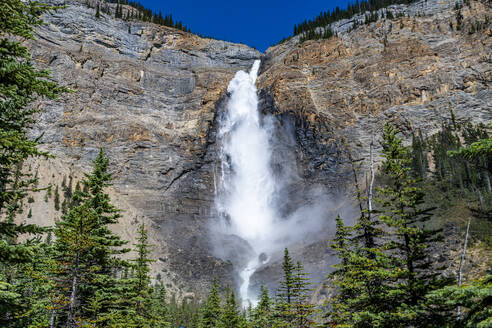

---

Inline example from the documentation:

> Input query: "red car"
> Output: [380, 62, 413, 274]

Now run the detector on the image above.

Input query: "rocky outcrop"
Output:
[258, 0, 491, 172]
[26, 0, 491, 299]
[251, 0, 491, 296]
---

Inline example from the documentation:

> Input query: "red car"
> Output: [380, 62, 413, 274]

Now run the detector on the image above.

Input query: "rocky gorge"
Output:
[25, 0, 491, 301]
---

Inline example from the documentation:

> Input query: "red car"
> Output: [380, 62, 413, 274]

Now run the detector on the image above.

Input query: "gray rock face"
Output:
[29, 0, 261, 295]
[28, 0, 491, 299]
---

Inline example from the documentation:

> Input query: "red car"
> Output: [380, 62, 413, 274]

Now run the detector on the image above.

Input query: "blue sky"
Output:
[138, 0, 351, 52]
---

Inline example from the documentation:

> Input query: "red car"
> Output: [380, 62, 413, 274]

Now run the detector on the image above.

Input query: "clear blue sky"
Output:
[138, 0, 351, 52]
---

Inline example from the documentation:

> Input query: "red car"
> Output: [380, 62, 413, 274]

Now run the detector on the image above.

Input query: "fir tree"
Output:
[377, 122, 450, 326]
[292, 261, 314, 328]
[219, 286, 240, 328]
[251, 286, 273, 328]
[51, 149, 130, 326]
[0, 0, 66, 322]
[275, 248, 296, 326]
[199, 278, 222, 328]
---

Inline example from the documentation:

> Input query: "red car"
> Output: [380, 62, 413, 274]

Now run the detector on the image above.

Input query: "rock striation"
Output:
[28, 0, 261, 295]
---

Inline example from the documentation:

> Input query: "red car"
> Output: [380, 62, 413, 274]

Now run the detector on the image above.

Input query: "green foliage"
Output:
[328, 122, 452, 327]
[219, 287, 240, 328]
[377, 122, 450, 326]
[0, 0, 67, 320]
[51, 149, 130, 326]
[107, 0, 193, 33]
[275, 248, 314, 328]
[413, 119, 491, 229]
[199, 278, 222, 328]
[250, 286, 273, 328]
[427, 275, 492, 327]
[449, 138, 492, 163]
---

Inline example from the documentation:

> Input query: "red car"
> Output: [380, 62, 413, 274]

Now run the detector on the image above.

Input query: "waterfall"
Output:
[215, 60, 276, 305]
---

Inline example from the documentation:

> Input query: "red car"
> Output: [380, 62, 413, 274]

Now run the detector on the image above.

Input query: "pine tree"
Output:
[219, 286, 240, 328]
[95, 4, 100, 18]
[377, 122, 450, 326]
[251, 286, 273, 328]
[0, 0, 66, 322]
[51, 149, 130, 326]
[275, 248, 296, 326]
[199, 278, 222, 328]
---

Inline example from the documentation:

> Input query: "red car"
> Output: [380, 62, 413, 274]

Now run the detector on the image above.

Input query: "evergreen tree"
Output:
[377, 122, 450, 326]
[251, 286, 273, 328]
[6, 239, 57, 328]
[51, 149, 130, 327]
[199, 278, 222, 328]
[275, 248, 296, 325]
[292, 261, 314, 328]
[427, 275, 492, 327]
[0, 0, 66, 322]
[103, 223, 168, 327]
[149, 279, 170, 325]
[54, 185, 60, 211]
[411, 129, 428, 179]
[219, 286, 240, 328]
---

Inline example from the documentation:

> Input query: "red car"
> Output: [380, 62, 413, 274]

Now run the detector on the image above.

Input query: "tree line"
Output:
[88, 0, 193, 34]
[292, 0, 416, 42]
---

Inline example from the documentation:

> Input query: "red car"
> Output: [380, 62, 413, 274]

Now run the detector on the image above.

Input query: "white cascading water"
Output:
[216, 60, 276, 306]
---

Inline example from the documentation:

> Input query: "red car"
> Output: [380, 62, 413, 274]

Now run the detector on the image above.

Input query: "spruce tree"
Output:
[377, 122, 450, 326]
[292, 261, 314, 328]
[51, 149, 130, 326]
[199, 278, 222, 328]
[275, 248, 296, 326]
[104, 223, 168, 327]
[251, 286, 273, 328]
[0, 0, 66, 322]
[219, 286, 240, 328]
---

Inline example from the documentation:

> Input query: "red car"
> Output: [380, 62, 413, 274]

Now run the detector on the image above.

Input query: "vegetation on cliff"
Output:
[291, 0, 417, 42]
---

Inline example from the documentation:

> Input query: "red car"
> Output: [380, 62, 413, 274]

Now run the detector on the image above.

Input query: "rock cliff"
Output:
[26, 0, 491, 299]
[253, 0, 491, 297]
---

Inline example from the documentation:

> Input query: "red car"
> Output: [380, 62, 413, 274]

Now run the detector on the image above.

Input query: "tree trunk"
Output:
[49, 309, 57, 328]
[67, 251, 80, 327]
[484, 171, 491, 193]
[457, 217, 471, 319]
